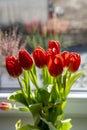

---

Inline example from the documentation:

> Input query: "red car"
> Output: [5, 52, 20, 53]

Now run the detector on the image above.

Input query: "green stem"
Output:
[63, 70, 67, 99]
[27, 71, 31, 102]
[30, 69, 38, 89]
[56, 76, 61, 100]
[42, 66, 47, 85]
[17, 77, 29, 106]
[63, 70, 72, 99]
[17, 77, 24, 93]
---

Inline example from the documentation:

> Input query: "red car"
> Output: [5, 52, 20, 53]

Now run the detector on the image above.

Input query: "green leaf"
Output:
[29, 65, 38, 89]
[49, 84, 58, 103]
[66, 71, 84, 96]
[42, 67, 55, 85]
[59, 119, 72, 130]
[18, 106, 29, 112]
[31, 64, 37, 76]
[48, 103, 64, 123]
[22, 70, 31, 104]
[29, 103, 42, 117]
[8, 90, 27, 106]
[36, 88, 50, 105]
[29, 103, 42, 125]
[16, 123, 40, 130]
[22, 70, 29, 90]
[47, 84, 54, 93]
[40, 117, 56, 130]
[15, 120, 21, 130]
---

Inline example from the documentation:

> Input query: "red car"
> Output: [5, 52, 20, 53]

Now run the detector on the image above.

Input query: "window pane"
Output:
[0, 67, 19, 88]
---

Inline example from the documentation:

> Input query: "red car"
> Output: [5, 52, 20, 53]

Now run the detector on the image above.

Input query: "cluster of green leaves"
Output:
[8, 65, 84, 130]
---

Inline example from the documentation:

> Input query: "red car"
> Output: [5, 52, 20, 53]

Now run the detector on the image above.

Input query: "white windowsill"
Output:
[1, 92, 87, 99]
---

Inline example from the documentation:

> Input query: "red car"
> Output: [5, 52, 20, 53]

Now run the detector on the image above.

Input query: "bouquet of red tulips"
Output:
[0, 40, 84, 130]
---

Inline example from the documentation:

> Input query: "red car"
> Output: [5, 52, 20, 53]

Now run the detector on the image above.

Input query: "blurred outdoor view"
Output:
[0, 0, 87, 92]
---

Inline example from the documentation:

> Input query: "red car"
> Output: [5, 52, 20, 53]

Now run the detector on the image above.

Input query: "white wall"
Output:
[0, 0, 48, 24]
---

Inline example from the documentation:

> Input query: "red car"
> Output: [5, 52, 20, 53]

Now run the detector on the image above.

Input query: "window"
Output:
[0, 1, 87, 129]
[0, 0, 87, 93]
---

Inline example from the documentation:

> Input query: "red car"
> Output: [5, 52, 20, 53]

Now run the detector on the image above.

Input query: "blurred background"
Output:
[0, 0, 87, 92]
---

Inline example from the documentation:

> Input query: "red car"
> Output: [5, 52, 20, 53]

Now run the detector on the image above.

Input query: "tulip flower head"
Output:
[61, 51, 70, 67]
[19, 49, 33, 70]
[47, 54, 64, 77]
[67, 52, 81, 72]
[6, 56, 22, 77]
[48, 40, 60, 54]
[32, 46, 46, 68]
[0, 102, 12, 110]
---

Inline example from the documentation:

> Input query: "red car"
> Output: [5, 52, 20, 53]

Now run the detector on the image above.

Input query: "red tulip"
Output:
[47, 54, 64, 77]
[61, 51, 70, 67]
[46, 47, 58, 58]
[48, 40, 60, 54]
[6, 56, 22, 77]
[46, 48, 57, 65]
[68, 52, 81, 72]
[19, 49, 33, 70]
[0, 102, 12, 110]
[33, 46, 46, 68]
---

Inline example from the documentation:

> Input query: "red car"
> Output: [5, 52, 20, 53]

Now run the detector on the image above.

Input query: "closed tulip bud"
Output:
[19, 49, 33, 70]
[61, 51, 70, 67]
[0, 102, 12, 110]
[6, 56, 22, 77]
[33, 46, 46, 68]
[68, 52, 81, 72]
[48, 40, 60, 54]
[47, 54, 64, 77]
